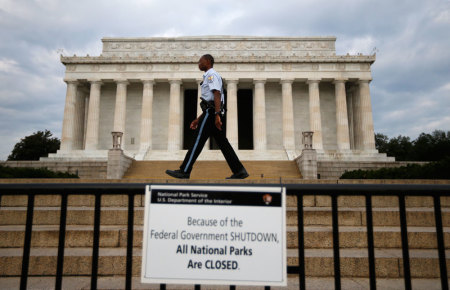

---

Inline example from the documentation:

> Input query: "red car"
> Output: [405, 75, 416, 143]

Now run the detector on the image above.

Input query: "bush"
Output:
[0, 166, 79, 179]
[340, 157, 450, 179]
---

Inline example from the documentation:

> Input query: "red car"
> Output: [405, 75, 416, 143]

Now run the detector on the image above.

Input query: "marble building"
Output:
[50, 36, 392, 162]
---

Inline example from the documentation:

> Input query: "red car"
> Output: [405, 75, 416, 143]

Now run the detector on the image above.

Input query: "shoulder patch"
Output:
[208, 75, 214, 83]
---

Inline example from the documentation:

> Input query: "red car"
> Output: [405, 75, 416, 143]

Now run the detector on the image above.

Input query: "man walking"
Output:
[165, 54, 249, 179]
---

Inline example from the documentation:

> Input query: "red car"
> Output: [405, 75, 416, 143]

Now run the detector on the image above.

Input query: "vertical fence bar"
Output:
[365, 194, 376, 290]
[398, 194, 411, 290]
[55, 194, 68, 290]
[90, 193, 102, 290]
[160, 284, 166, 290]
[331, 194, 341, 290]
[297, 194, 306, 290]
[195, 284, 201, 290]
[230, 286, 236, 290]
[433, 195, 449, 290]
[125, 193, 135, 290]
[264, 286, 271, 290]
[20, 194, 35, 290]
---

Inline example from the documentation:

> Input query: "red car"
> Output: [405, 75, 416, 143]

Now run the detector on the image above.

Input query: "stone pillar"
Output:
[140, 79, 154, 151]
[358, 79, 376, 150]
[253, 79, 267, 150]
[281, 79, 295, 150]
[197, 79, 210, 150]
[113, 79, 129, 133]
[334, 79, 351, 150]
[84, 80, 103, 150]
[60, 80, 78, 151]
[73, 88, 87, 150]
[307, 79, 323, 150]
[168, 79, 182, 150]
[226, 79, 239, 149]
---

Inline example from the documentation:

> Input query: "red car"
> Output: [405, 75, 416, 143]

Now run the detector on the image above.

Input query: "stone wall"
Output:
[318, 161, 428, 180]
[0, 161, 108, 179]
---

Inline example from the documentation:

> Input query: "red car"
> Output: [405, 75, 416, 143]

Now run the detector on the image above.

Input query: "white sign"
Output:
[141, 185, 287, 286]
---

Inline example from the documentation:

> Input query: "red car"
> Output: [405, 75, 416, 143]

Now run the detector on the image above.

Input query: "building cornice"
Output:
[61, 54, 376, 65]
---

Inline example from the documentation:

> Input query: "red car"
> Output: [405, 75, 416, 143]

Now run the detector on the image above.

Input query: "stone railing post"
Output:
[295, 131, 318, 179]
[107, 131, 133, 179]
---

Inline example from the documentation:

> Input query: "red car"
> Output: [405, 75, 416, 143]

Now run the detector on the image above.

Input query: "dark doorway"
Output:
[237, 89, 253, 149]
[183, 90, 198, 149]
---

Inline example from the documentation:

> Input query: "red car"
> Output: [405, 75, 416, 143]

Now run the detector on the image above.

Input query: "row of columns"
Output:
[60, 78, 376, 153]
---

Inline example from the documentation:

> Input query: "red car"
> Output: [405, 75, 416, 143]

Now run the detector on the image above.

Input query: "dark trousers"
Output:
[180, 108, 244, 174]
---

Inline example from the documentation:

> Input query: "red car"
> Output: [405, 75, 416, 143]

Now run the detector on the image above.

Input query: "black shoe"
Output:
[226, 168, 249, 179]
[165, 169, 190, 179]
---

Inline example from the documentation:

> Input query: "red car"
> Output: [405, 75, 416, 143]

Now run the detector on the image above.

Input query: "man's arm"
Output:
[213, 90, 222, 131]
[190, 111, 205, 130]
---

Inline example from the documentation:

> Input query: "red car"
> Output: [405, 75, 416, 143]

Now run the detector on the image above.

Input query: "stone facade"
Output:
[47, 36, 393, 162]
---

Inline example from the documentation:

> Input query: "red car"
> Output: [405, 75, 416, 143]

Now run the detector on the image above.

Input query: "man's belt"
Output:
[200, 99, 215, 111]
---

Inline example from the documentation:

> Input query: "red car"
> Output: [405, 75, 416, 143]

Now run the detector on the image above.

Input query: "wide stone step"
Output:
[123, 161, 302, 179]
[1, 206, 449, 228]
[1, 225, 449, 250]
[0, 248, 448, 278]
[2, 194, 449, 209]
[0, 276, 448, 290]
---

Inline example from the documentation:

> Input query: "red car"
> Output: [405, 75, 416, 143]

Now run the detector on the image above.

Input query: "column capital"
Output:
[332, 78, 348, 84]
[64, 79, 78, 84]
[168, 79, 182, 85]
[87, 79, 103, 85]
[358, 78, 372, 84]
[253, 79, 266, 84]
[280, 79, 294, 85]
[141, 79, 155, 85]
[306, 79, 321, 85]
[114, 79, 129, 85]
[225, 78, 239, 84]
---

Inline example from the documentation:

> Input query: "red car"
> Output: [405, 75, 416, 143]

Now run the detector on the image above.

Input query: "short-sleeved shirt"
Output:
[200, 68, 225, 104]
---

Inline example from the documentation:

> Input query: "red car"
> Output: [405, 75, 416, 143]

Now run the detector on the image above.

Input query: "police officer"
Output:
[166, 54, 249, 179]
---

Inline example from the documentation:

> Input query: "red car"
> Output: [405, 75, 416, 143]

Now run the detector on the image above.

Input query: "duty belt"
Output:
[200, 99, 215, 112]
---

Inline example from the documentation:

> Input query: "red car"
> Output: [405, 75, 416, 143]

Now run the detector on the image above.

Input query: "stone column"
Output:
[281, 79, 295, 150]
[167, 79, 182, 150]
[84, 80, 103, 150]
[253, 79, 267, 150]
[60, 80, 78, 151]
[334, 79, 351, 150]
[73, 88, 87, 150]
[307, 79, 323, 150]
[358, 79, 376, 150]
[352, 86, 363, 149]
[113, 79, 129, 133]
[226, 79, 239, 149]
[197, 79, 210, 150]
[140, 79, 154, 151]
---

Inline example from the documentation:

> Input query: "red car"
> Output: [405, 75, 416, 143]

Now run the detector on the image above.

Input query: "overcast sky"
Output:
[0, 0, 449, 160]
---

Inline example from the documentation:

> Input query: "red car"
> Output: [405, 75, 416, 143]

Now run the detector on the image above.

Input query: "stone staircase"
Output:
[123, 160, 302, 179]
[0, 188, 449, 289]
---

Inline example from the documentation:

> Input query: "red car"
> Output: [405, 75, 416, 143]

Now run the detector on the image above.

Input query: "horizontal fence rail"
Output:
[0, 183, 449, 290]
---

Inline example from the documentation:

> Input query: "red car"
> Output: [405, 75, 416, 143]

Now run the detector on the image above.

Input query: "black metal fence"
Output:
[0, 183, 449, 290]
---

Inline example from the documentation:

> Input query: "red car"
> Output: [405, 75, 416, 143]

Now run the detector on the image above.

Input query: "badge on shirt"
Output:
[208, 76, 214, 83]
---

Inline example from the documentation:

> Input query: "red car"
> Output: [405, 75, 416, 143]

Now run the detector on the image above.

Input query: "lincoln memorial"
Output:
[49, 36, 392, 162]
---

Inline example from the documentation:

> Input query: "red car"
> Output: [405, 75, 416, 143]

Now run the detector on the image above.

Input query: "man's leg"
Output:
[211, 115, 248, 177]
[178, 110, 212, 174]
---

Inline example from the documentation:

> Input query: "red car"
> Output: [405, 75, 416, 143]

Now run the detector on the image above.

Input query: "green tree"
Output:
[375, 133, 389, 154]
[8, 130, 60, 161]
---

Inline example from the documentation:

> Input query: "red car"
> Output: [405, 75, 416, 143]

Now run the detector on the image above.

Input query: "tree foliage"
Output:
[8, 130, 60, 161]
[0, 166, 78, 178]
[375, 130, 450, 161]
[340, 157, 450, 179]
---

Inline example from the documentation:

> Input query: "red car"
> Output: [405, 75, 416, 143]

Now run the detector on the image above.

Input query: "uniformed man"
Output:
[165, 54, 249, 179]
